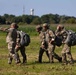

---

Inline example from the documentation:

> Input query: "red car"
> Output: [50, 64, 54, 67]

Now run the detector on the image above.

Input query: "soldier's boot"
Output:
[16, 59, 21, 64]
[53, 53, 62, 62]
[8, 57, 13, 64]
[22, 56, 27, 64]
[66, 52, 74, 64]
[58, 57, 62, 62]
[23, 59, 27, 64]
[15, 53, 21, 64]
[62, 53, 67, 65]
[12, 54, 20, 64]
[38, 57, 42, 63]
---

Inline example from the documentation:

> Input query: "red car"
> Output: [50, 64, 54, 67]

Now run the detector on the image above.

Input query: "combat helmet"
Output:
[11, 23, 19, 29]
[57, 24, 64, 31]
[36, 25, 42, 32]
[43, 23, 49, 29]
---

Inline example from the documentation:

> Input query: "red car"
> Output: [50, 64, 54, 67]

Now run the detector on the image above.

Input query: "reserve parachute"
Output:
[18, 31, 30, 46]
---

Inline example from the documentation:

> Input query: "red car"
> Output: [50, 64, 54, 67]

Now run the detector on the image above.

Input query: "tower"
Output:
[23, 5, 25, 15]
[30, 9, 34, 15]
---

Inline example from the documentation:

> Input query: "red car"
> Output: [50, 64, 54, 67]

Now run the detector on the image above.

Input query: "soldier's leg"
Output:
[48, 45, 54, 63]
[15, 47, 21, 63]
[8, 43, 13, 64]
[62, 53, 67, 64]
[49, 53, 54, 63]
[53, 52, 62, 62]
[8, 53, 13, 64]
[20, 46, 27, 63]
[66, 52, 74, 64]
[61, 44, 67, 64]
[8, 42, 20, 64]
[45, 51, 49, 59]
[66, 45, 74, 64]
[50, 44, 62, 62]
[38, 47, 44, 63]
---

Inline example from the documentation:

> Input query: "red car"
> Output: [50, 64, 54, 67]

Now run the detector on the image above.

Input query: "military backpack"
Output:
[18, 31, 30, 46]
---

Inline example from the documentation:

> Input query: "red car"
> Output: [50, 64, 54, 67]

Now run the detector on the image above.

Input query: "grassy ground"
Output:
[0, 24, 76, 75]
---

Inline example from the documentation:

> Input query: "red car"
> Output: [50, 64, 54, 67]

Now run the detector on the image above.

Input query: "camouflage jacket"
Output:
[0, 27, 17, 43]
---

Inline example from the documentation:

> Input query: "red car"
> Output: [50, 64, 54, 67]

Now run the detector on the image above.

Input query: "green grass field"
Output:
[0, 24, 76, 75]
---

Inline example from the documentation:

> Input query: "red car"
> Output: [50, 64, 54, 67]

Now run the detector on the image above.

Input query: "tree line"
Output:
[0, 13, 76, 25]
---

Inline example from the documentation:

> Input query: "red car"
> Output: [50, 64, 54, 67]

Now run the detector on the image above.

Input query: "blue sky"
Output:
[0, 0, 76, 17]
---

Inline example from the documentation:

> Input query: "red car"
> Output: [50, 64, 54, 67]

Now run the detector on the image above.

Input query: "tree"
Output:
[41, 15, 50, 23]
[66, 18, 76, 24]
[31, 17, 41, 25]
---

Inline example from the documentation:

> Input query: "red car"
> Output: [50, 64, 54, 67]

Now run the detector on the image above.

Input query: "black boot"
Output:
[58, 57, 62, 62]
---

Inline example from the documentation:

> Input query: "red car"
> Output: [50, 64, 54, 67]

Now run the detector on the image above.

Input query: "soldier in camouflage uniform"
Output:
[0, 23, 20, 64]
[42, 23, 62, 63]
[15, 30, 27, 64]
[55, 25, 74, 64]
[36, 25, 49, 63]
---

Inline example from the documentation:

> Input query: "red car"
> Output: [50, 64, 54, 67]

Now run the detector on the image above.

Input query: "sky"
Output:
[0, 0, 76, 17]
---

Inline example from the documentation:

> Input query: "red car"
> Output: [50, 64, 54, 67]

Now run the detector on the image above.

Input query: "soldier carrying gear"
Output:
[42, 23, 62, 63]
[55, 24, 74, 65]
[36, 24, 49, 63]
[0, 22, 20, 64]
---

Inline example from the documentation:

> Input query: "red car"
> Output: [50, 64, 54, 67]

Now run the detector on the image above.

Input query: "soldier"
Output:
[15, 28, 27, 64]
[55, 25, 74, 65]
[36, 25, 49, 63]
[42, 23, 62, 63]
[0, 23, 20, 64]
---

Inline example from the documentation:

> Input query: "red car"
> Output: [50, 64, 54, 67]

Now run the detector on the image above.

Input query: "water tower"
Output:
[30, 9, 34, 15]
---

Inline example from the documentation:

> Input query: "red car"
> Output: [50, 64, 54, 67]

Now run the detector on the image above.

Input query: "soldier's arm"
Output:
[0, 27, 9, 32]
[55, 30, 61, 36]
[48, 30, 56, 44]
[16, 31, 21, 44]
[60, 29, 66, 35]
[49, 31, 55, 39]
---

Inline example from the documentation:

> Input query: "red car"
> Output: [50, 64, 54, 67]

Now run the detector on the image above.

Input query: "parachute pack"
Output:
[18, 31, 30, 46]
[64, 30, 76, 46]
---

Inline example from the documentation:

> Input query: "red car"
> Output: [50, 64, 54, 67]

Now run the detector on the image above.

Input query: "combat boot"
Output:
[22, 58, 27, 64]
[8, 58, 13, 64]
[58, 57, 62, 62]
[16, 59, 21, 64]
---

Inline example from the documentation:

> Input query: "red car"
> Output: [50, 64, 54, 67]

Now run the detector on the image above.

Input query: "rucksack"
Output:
[18, 31, 30, 46]
[55, 36, 62, 47]
[64, 30, 76, 46]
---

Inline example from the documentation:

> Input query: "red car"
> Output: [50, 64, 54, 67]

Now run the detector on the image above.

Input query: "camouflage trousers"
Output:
[38, 47, 49, 63]
[61, 44, 74, 64]
[15, 46, 27, 63]
[48, 43, 62, 63]
[8, 42, 19, 64]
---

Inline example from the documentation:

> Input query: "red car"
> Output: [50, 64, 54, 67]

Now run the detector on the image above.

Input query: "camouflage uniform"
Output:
[15, 31, 27, 64]
[55, 25, 74, 64]
[42, 23, 62, 63]
[0, 23, 19, 64]
[46, 29, 62, 63]
[36, 25, 49, 63]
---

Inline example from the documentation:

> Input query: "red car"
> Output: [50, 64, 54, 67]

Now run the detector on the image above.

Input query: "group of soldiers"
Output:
[0, 23, 27, 64]
[36, 23, 74, 65]
[0, 22, 74, 65]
